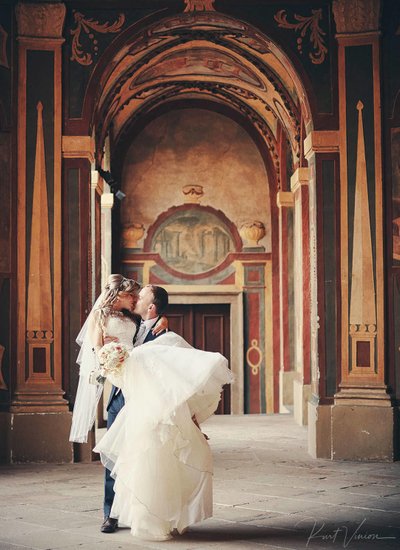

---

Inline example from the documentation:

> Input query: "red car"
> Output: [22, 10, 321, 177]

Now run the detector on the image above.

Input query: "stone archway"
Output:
[86, 10, 315, 417]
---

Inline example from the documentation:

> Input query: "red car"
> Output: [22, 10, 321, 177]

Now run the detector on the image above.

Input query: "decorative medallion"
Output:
[246, 339, 262, 376]
[274, 9, 327, 65]
[184, 0, 216, 12]
[70, 11, 125, 66]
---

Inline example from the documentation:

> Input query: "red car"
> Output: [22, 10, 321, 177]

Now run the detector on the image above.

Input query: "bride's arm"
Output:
[87, 311, 104, 359]
[152, 315, 168, 335]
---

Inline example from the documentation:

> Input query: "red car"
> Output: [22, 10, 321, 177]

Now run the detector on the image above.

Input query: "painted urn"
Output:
[121, 223, 145, 248]
[239, 221, 266, 246]
[182, 184, 204, 203]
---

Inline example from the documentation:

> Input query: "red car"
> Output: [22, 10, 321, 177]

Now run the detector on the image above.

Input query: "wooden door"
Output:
[167, 304, 231, 414]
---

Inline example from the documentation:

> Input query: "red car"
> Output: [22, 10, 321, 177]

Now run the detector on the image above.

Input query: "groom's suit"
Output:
[104, 317, 164, 518]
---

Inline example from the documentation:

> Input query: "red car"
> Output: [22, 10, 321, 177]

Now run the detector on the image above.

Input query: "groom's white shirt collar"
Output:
[141, 317, 158, 330]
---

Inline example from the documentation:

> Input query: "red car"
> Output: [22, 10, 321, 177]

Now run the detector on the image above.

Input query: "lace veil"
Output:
[69, 294, 104, 443]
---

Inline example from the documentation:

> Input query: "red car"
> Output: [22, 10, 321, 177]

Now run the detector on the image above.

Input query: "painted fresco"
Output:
[121, 108, 271, 252]
[151, 209, 235, 275]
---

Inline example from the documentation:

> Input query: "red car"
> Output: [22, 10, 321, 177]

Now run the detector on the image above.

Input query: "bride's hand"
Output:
[152, 316, 168, 335]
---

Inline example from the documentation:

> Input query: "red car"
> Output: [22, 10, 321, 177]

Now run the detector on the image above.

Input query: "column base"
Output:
[308, 401, 332, 458]
[0, 411, 73, 463]
[293, 378, 311, 425]
[331, 402, 397, 461]
[279, 370, 296, 413]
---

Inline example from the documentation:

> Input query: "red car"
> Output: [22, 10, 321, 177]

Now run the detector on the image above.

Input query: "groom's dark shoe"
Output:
[101, 517, 118, 533]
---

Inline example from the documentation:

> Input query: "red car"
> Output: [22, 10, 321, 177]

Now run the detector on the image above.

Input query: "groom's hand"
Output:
[152, 316, 168, 335]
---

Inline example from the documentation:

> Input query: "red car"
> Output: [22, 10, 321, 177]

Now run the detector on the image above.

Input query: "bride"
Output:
[70, 276, 233, 541]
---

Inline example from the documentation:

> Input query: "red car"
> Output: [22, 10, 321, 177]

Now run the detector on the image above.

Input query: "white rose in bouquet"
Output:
[90, 342, 129, 385]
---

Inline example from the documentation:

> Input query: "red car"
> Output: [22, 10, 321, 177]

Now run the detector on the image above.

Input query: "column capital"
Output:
[101, 193, 114, 209]
[276, 191, 294, 209]
[304, 131, 339, 160]
[332, 0, 380, 36]
[62, 135, 95, 163]
[290, 167, 310, 194]
[16, 2, 66, 39]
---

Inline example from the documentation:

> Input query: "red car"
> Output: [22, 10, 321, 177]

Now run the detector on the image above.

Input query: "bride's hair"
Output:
[96, 274, 140, 330]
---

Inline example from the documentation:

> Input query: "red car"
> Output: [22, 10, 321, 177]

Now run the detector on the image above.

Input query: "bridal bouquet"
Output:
[89, 342, 129, 385]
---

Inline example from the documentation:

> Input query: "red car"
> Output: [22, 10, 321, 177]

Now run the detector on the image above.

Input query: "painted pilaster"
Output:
[277, 191, 295, 413]
[304, 131, 340, 459]
[62, 135, 94, 462]
[290, 168, 311, 425]
[101, 191, 114, 288]
[331, 0, 394, 460]
[10, 2, 71, 462]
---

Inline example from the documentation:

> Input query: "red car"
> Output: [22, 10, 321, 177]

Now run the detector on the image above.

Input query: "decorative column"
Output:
[304, 130, 340, 459]
[277, 191, 295, 413]
[331, 0, 393, 460]
[62, 135, 94, 461]
[290, 168, 312, 426]
[101, 190, 114, 289]
[11, 2, 71, 461]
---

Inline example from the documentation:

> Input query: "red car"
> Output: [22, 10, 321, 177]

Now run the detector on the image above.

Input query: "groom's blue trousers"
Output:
[104, 390, 125, 518]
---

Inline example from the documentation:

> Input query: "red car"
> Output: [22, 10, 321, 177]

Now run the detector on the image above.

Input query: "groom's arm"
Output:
[103, 316, 168, 345]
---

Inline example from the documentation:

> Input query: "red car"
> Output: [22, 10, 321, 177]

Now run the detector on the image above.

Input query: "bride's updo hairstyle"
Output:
[96, 274, 140, 329]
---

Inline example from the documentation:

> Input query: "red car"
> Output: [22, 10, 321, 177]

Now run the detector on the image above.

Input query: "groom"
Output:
[101, 284, 169, 534]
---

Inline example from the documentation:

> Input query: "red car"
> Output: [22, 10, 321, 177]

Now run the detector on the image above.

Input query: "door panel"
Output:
[168, 303, 231, 414]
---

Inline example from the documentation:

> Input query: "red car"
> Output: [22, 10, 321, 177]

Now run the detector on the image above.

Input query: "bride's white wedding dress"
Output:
[94, 316, 233, 541]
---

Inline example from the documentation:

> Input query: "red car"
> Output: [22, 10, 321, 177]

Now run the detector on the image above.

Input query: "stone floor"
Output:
[0, 414, 399, 550]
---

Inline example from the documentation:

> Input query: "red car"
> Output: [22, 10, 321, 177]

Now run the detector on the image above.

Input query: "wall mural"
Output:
[150, 208, 235, 275]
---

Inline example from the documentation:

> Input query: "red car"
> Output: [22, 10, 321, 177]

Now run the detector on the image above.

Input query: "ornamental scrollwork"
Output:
[274, 9, 327, 65]
[70, 11, 125, 66]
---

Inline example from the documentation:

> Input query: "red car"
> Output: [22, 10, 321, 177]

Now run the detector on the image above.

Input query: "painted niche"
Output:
[146, 205, 239, 275]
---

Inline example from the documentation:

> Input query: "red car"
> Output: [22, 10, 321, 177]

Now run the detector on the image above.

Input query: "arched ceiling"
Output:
[92, 12, 312, 181]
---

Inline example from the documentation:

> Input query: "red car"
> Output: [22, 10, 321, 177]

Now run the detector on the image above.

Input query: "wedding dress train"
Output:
[94, 330, 233, 541]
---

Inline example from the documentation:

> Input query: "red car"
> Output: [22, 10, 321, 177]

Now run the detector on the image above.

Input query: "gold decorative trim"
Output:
[274, 9, 327, 65]
[349, 101, 376, 329]
[70, 11, 125, 66]
[246, 339, 263, 376]
[27, 102, 53, 334]
[15, 2, 66, 38]
[184, 0, 215, 12]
